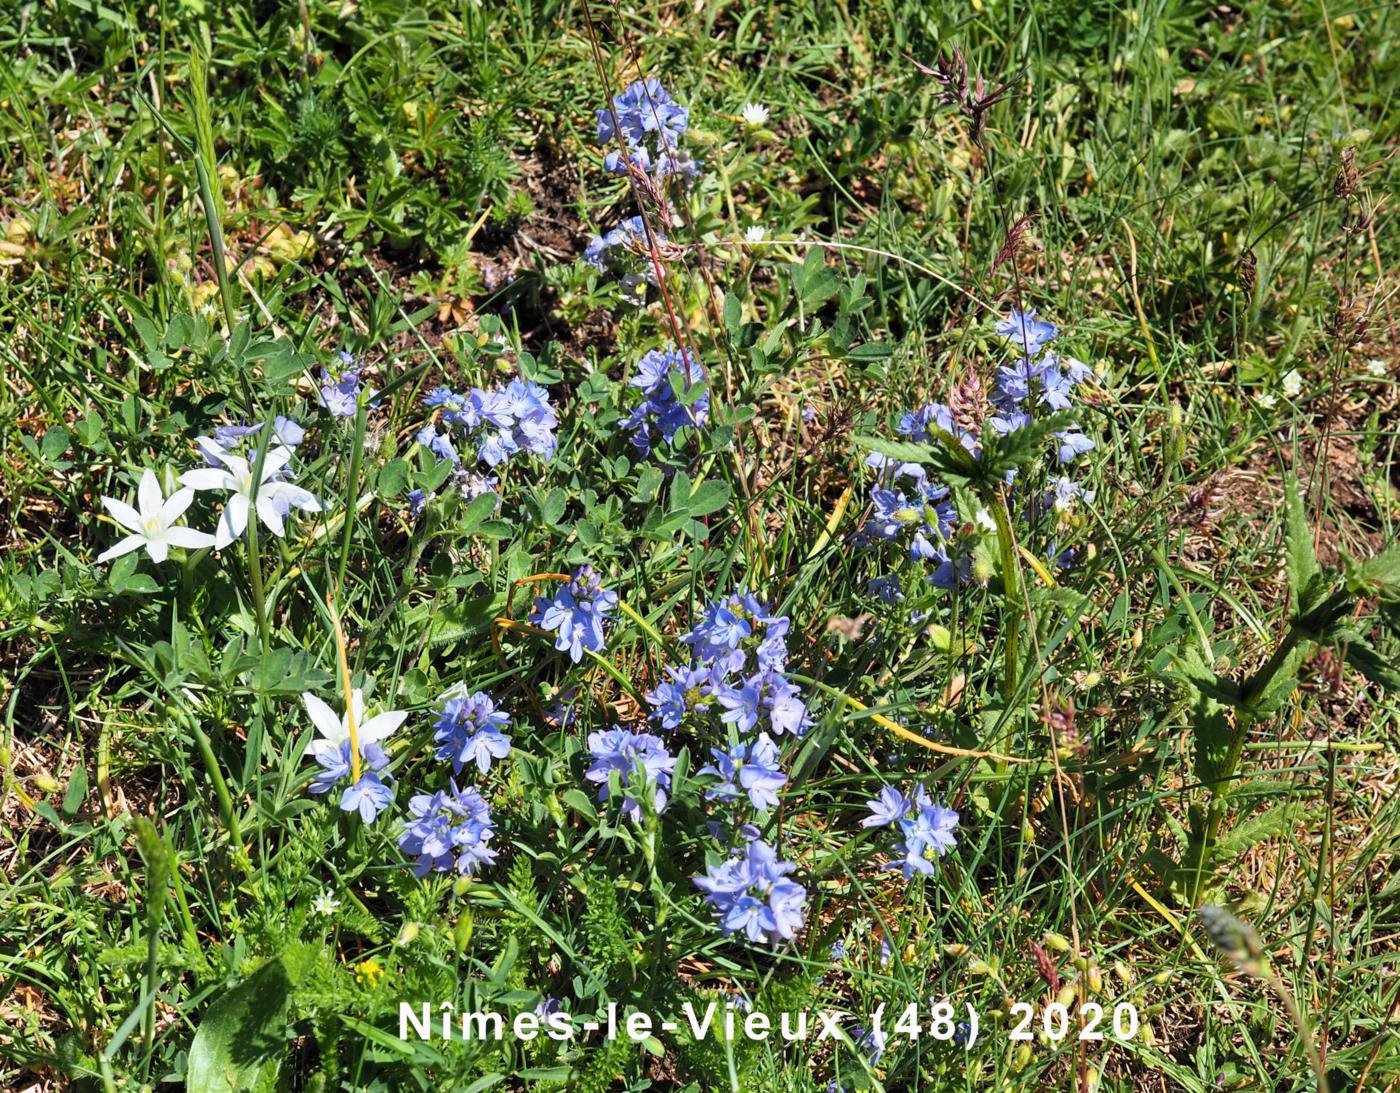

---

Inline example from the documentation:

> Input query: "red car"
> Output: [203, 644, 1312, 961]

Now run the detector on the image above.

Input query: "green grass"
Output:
[1, 0, 1398, 1090]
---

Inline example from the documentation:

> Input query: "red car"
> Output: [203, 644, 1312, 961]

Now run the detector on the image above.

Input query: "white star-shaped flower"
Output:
[179, 438, 323, 549]
[303, 689, 407, 749]
[311, 891, 341, 916]
[1281, 369, 1302, 398]
[97, 468, 216, 564]
[740, 102, 769, 127]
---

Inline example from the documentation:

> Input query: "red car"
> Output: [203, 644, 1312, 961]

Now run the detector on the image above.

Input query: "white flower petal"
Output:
[215, 494, 250, 550]
[358, 710, 407, 744]
[269, 482, 323, 513]
[195, 436, 233, 467]
[101, 496, 144, 532]
[164, 525, 217, 550]
[159, 487, 196, 526]
[97, 534, 145, 563]
[303, 693, 348, 744]
[137, 469, 164, 518]
[349, 689, 366, 727]
[180, 467, 233, 492]
[144, 538, 170, 563]
[256, 493, 286, 538]
[260, 446, 295, 479]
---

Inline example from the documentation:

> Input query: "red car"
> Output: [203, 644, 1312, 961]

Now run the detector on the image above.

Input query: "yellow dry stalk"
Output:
[327, 592, 361, 783]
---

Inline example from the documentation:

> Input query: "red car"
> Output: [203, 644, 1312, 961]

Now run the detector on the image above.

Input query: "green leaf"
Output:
[1246, 642, 1307, 717]
[1341, 636, 1400, 691]
[62, 764, 88, 818]
[187, 944, 315, 1093]
[249, 647, 332, 694]
[459, 491, 501, 537]
[377, 458, 409, 499]
[723, 290, 742, 340]
[845, 341, 892, 361]
[685, 479, 730, 518]
[540, 488, 568, 528]
[633, 465, 663, 505]
[76, 408, 105, 449]
[1214, 803, 1306, 862]
[41, 426, 70, 463]
[1192, 700, 1235, 795]
[1282, 473, 1320, 608]
[852, 434, 935, 467]
[107, 552, 139, 591]
[1343, 544, 1400, 600]
[561, 788, 597, 820]
[979, 411, 1080, 482]
[1162, 645, 1240, 706]
[423, 594, 501, 647]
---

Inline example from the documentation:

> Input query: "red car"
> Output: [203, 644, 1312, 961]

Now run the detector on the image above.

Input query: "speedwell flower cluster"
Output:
[398, 686, 511, 876]
[863, 784, 960, 881]
[859, 308, 1097, 599]
[416, 375, 558, 471]
[586, 79, 696, 276]
[595, 77, 700, 184]
[624, 345, 710, 456]
[636, 588, 811, 944]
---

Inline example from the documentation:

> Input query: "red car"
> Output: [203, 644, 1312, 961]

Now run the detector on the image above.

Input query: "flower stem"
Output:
[989, 489, 1022, 706]
[327, 592, 362, 782]
[191, 721, 241, 846]
[336, 399, 369, 592]
[245, 436, 274, 653]
[188, 41, 237, 334]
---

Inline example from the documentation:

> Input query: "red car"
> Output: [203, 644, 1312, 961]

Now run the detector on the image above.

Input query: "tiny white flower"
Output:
[740, 102, 769, 128]
[1255, 392, 1278, 409]
[1281, 369, 1302, 397]
[179, 438, 323, 549]
[744, 225, 766, 243]
[1365, 359, 1387, 378]
[97, 468, 217, 564]
[303, 689, 407, 750]
[312, 892, 341, 916]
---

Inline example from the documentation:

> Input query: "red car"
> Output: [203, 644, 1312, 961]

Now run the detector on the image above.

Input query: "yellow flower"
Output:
[354, 959, 385, 988]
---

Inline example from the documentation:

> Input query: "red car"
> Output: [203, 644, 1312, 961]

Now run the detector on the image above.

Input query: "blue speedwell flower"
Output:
[584, 215, 659, 273]
[309, 739, 395, 823]
[644, 662, 722, 731]
[681, 590, 791, 677]
[698, 732, 787, 811]
[416, 375, 558, 470]
[597, 78, 689, 149]
[208, 415, 305, 455]
[995, 308, 1058, 358]
[531, 566, 618, 663]
[716, 668, 811, 737]
[624, 346, 710, 455]
[433, 690, 512, 775]
[584, 727, 677, 822]
[595, 79, 700, 184]
[693, 837, 807, 945]
[858, 307, 1098, 601]
[398, 783, 497, 876]
[863, 784, 960, 880]
[318, 351, 373, 417]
